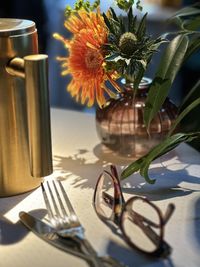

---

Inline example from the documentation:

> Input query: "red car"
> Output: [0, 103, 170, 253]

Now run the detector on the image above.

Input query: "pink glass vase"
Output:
[95, 78, 178, 158]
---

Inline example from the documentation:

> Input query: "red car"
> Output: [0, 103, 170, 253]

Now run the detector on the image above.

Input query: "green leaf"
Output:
[169, 4, 200, 31]
[110, 7, 119, 22]
[182, 16, 200, 31]
[170, 16, 185, 29]
[115, 0, 133, 11]
[136, 59, 147, 69]
[133, 62, 146, 89]
[136, 0, 143, 11]
[168, 98, 200, 136]
[104, 9, 124, 38]
[120, 132, 200, 183]
[105, 53, 122, 61]
[65, 0, 100, 16]
[184, 36, 200, 62]
[180, 79, 200, 110]
[128, 7, 133, 32]
[130, 15, 138, 34]
[171, 6, 200, 19]
[120, 17, 126, 34]
[136, 13, 147, 40]
[144, 35, 189, 129]
[115, 0, 142, 12]
[103, 13, 115, 35]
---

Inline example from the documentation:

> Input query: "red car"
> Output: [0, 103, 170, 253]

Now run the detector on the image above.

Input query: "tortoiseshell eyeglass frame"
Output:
[93, 165, 175, 258]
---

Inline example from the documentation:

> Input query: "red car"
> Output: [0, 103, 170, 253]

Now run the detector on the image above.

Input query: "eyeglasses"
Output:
[93, 165, 175, 257]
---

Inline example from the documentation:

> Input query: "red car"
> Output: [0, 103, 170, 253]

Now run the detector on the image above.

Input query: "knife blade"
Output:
[19, 211, 126, 267]
[19, 211, 94, 261]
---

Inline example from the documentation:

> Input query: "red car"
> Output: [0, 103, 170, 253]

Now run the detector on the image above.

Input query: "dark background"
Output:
[0, 0, 199, 150]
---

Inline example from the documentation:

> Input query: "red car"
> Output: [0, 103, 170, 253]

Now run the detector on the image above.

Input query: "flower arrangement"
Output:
[54, 0, 200, 184]
[54, 0, 165, 107]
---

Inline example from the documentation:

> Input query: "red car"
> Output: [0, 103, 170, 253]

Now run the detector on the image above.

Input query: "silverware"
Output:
[41, 180, 125, 267]
[20, 211, 125, 266]
[19, 211, 92, 261]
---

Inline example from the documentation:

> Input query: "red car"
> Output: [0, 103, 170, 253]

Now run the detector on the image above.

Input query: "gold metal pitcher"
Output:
[0, 19, 53, 196]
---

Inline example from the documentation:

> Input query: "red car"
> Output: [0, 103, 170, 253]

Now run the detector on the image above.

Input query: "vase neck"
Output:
[123, 87, 147, 98]
[122, 77, 152, 93]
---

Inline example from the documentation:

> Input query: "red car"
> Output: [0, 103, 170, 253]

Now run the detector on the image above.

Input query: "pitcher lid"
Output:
[0, 18, 35, 37]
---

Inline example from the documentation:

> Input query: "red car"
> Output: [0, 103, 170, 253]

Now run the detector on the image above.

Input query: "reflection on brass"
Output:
[6, 57, 25, 78]
[0, 19, 52, 197]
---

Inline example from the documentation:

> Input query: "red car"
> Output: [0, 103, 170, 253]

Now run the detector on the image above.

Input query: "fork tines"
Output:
[41, 180, 81, 229]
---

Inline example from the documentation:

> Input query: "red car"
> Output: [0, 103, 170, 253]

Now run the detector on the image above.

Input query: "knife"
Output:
[19, 212, 125, 267]
[19, 211, 96, 262]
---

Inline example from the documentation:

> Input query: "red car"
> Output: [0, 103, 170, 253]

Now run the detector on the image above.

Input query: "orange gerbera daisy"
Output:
[64, 8, 106, 35]
[53, 9, 121, 107]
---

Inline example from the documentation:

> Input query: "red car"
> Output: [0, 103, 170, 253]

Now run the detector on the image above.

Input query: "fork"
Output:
[41, 180, 125, 267]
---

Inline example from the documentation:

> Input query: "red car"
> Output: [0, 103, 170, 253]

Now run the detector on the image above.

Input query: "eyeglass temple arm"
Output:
[143, 225, 171, 257]
[138, 220, 168, 245]
[102, 194, 162, 243]
[103, 192, 159, 228]
[162, 203, 175, 225]
[103, 192, 175, 227]
[131, 203, 175, 228]
[102, 192, 158, 225]
[103, 193, 172, 256]
[130, 213, 171, 256]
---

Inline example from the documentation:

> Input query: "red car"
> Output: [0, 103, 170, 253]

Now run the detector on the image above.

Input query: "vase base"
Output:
[93, 143, 147, 165]
[100, 132, 164, 159]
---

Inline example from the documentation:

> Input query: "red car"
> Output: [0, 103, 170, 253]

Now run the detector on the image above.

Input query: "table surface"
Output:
[1, 108, 200, 267]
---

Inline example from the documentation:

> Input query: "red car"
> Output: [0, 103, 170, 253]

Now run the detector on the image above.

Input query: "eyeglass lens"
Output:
[94, 172, 115, 220]
[121, 198, 162, 253]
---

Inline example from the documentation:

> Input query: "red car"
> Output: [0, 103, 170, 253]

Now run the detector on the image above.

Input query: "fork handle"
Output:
[77, 239, 126, 267]
[71, 236, 126, 267]
[73, 237, 107, 267]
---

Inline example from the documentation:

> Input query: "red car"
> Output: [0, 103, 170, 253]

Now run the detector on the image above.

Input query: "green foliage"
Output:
[170, 3, 200, 30]
[121, 4, 200, 184]
[143, 4, 200, 130]
[65, 0, 100, 17]
[121, 132, 200, 184]
[168, 97, 200, 137]
[180, 79, 200, 111]
[115, 0, 142, 11]
[103, 7, 166, 88]
[184, 35, 200, 62]
[168, 3, 200, 62]
[144, 35, 189, 129]
[62, 1, 200, 184]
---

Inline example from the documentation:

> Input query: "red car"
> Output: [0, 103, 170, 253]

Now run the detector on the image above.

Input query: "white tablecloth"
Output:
[1, 108, 200, 267]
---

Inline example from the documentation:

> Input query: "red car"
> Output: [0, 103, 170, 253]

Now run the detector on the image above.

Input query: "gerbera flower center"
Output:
[85, 49, 102, 70]
[119, 32, 138, 56]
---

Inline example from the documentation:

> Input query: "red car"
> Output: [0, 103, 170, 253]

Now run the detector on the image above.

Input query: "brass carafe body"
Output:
[0, 19, 52, 196]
